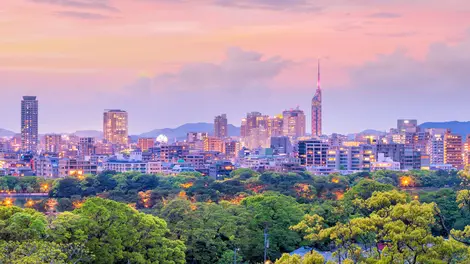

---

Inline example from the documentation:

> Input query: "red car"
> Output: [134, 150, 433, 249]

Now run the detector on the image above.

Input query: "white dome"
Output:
[156, 134, 169, 143]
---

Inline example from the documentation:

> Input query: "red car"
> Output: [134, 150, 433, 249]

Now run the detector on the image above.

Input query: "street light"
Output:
[233, 248, 240, 264]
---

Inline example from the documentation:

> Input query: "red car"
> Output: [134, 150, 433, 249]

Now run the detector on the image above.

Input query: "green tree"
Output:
[73, 197, 185, 264]
[241, 193, 304, 262]
[0, 240, 67, 264]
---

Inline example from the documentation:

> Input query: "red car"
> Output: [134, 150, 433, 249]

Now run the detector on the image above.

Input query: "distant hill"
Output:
[139, 123, 240, 140]
[70, 130, 103, 139]
[0, 128, 16, 137]
[419, 121, 470, 137]
[358, 129, 386, 136]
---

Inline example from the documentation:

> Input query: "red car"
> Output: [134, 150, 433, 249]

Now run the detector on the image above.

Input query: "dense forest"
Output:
[1, 168, 470, 263]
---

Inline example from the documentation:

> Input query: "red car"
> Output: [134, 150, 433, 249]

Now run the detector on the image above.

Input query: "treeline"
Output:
[41, 168, 470, 263]
[1, 168, 469, 263]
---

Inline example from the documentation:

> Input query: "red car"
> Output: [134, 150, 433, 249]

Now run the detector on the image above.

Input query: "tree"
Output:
[293, 191, 470, 263]
[0, 206, 47, 241]
[72, 197, 185, 264]
[0, 240, 68, 264]
[160, 198, 250, 263]
[52, 177, 83, 198]
[274, 251, 324, 264]
[241, 193, 304, 262]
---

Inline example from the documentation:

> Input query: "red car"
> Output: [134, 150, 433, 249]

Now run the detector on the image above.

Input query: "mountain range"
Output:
[138, 122, 240, 140]
[2, 121, 470, 139]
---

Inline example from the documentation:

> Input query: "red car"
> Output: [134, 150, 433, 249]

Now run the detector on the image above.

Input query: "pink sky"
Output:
[1, 0, 470, 134]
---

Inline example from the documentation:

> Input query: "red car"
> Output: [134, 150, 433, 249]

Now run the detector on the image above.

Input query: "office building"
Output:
[44, 134, 62, 153]
[268, 115, 283, 137]
[214, 114, 228, 138]
[203, 137, 224, 153]
[78, 137, 96, 158]
[327, 144, 375, 171]
[103, 109, 128, 145]
[282, 108, 306, 139]
[138, 138, 155, 152]
[311, 61, 322, 137]
[444, 133, 463, 169]
[21, 96, 39, 152]
[298, 139, 329, 166]
[241, 112, 270, 149]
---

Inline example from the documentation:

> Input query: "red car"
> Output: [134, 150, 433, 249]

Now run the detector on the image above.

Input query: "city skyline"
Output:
[1, 1, 470, 134]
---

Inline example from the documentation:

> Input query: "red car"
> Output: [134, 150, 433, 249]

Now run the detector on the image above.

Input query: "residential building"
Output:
[371, 153, 401, 171]
[444, 133, 463, 169]
[59, 159, 98, 177]
[78, 137, 96, 158]
[104, 160, 147, 174]
[214, 114, 228, 138]
[209, 161, 235, 180]
[34, 156, 60, 178]
[44, 134, 62, 153]
[204, 137, 224, 153]
[138, 138, 155, 152]
[103, 109, 128, 146]
[427, 133, 445, 165]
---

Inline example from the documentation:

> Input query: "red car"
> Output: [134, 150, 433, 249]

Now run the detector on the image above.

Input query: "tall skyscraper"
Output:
[103, 110, 128, 146]
[268, 115, 283, 137]
[21, 96, 39, 153]
[241, 112, 270, 149]
[282, 107, 306, 139]
[214, 114, 228, 138]
[311, 60, 322, 137]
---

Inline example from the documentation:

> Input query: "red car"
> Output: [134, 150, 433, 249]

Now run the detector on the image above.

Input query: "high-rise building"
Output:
[44, 134, 62, 153]
[241, 112, 270, 149]
[78, 137, 96, 158]
[21, 96, 39, 152]
[138, 138, 155, 152]
[444, 132, 463, 169]
[268, 115, 283, 137]
[103, 110, 128, 146]
[311, 61, 322, 137]
[214, 114, 228, 138]
[427, 133, 445, 165]
[282, 108, 306, 139]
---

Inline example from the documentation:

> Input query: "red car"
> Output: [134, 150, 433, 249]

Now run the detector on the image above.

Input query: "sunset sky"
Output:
[1, 0, 470, 134]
